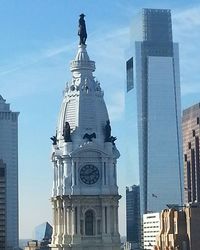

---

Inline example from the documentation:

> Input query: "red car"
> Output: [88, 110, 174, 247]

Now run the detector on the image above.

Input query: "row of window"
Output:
[144, 221, 159, 224]
[144, 224, 159, 227]
[0, 112, 18, 121]
[144, 232, 159, 235]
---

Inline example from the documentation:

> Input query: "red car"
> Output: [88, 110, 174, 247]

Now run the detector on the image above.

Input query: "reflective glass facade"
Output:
[35, 222, 52, 241]
[182, 103, 200, 204]
[0, 160, 6, 250]
[126, 185, 140, 247]
[126, 57, 134, 92]
[0, 95, 19, 248]
[127, 9, 183, 215]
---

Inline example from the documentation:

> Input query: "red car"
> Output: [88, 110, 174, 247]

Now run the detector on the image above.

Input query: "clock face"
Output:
[80, 164, 100, 185]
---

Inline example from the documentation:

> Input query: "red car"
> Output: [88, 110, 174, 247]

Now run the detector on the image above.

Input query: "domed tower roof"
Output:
[56, 43, 109, 150]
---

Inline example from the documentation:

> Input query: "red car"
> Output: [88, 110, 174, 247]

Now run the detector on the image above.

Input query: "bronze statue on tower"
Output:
[78, 13, 87, 45]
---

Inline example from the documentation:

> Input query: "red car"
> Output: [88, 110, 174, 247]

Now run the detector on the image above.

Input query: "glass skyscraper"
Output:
[0, 160, 6, 250]
[126, 185, 140, 249]
[182, 103, 200, 204]
[126, 9, 183, 215]
[0, 95, 19, 249]
[35, 222, 52, 241]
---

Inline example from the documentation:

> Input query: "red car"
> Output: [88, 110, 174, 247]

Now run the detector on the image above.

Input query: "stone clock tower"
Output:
[50, 14, 121, 250]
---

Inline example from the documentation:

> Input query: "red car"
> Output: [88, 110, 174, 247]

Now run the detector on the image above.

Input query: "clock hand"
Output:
[89, 170, 98, 176]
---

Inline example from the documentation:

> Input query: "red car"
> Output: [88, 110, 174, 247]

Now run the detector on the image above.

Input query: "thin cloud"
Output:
[0, 41, 75, 77]
[44, 42, 76, 58]
[0, 66, 24, 76]
[107, 91, 125, 121]
[0, 25, 128, 79]
[173, 5, 200, 28]
[181, 82, 200, 96]
[172, 5, 200, 98]
[1, 24, 129, 106]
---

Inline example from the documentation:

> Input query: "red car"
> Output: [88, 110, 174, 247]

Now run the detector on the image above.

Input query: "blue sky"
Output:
[1, 0, 200, 239]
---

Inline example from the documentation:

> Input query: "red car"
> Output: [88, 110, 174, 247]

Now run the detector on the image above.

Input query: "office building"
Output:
[25, 241, 40, 250]
[0, 160, 6, 250]
[49, 15, 121, 250]
[182, 103, 200, 203]
[126, 185, 140, 249]
[25, 222, 52, 250]
[184, 203, 200, 250]
[143, 213, 160, 250]
[24, 240, 50, 250]
[154, 208, 188, 250]
[126, 8, 183, 215]
[0, 95, 19, 249]
[35, 222, 52, 242]
[154, 204, 200, 250]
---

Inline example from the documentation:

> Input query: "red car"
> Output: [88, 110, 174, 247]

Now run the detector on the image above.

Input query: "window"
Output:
[126, 57, 134, 92]
[97, 220, 101, 234]
[85, 210, 94, 235]
[80, 220, 84, 235]
[184, 154, 187, 162]
[0, 169, 5, 177]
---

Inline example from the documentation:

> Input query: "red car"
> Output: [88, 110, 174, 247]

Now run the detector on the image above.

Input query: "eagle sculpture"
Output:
[83, 133, 96, 141]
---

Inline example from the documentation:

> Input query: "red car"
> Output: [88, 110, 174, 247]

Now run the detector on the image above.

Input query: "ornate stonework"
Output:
[50, 35, 121, 250]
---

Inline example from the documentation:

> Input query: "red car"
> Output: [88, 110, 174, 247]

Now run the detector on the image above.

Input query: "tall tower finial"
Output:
[78, 13, 87, 45]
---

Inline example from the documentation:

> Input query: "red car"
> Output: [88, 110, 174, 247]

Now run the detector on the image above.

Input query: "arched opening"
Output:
[85, 210, 94, 235]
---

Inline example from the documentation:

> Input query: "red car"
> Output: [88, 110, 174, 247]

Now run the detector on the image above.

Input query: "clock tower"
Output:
[50, 14, 121, 250]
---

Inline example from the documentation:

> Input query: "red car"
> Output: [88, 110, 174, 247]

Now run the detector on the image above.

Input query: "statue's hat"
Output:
[80, 13, 85, 17]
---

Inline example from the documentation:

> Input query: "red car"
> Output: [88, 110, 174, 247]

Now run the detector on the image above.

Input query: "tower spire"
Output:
[78, 13, 87, 45]
[50, 15, 121, 250]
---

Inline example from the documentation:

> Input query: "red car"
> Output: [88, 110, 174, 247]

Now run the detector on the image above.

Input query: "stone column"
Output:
[72, 161, 76, 187]
[58, 160, 63, 195]
[67, 207, 71, 235]
[77, 205, 80, 235]
[74, 160, 79, 186]
[63, 157, 67, 193]
[107, 206, 111, 234]
[63, 200, 67, 236]
[113, 205, 117, 234]
[102, 205, 105, 234]
[52, 199, 57, 244]
[52, 162, 57, 196]
[113, 162, 117, 186]
[62, 199, 71, 244]
[56, 199, 62, 244]
[116, 206, 119, 233]
[71, 206, 75, 235]
[102, 204, 112, 244]
[63, 157, 72, 194]
[109, 162, 113, 186]
[57, 161, 60, 192]
[102, 161, 105, 185]
[67, 158, 72, 178]
[105, 161, 108, 186]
